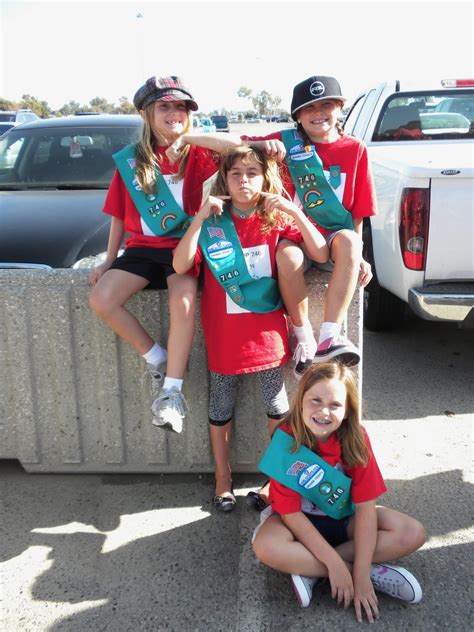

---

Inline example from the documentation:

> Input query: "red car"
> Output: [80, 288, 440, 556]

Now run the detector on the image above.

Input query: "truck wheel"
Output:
[362, 223, 406, 331]
[363, 277, 406, 331]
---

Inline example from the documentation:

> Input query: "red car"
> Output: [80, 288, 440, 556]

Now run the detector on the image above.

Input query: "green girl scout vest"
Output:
[198, 209, 282, 314]
[281, 129, 354, 232]
[113, 144, 191, 238]
[258, 428, 355, 519]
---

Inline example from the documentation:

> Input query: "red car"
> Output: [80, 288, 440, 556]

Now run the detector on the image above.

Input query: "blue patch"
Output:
[207, 240, 234, 260]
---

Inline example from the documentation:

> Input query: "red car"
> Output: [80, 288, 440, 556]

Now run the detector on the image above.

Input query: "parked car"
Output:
[199, 117, 217, 133]
[0, 108, 39, 125]
[211, 115, 229, 132]
[277, 115, 290, 122]
[0, 114, 142, 268]
[192, 117, 203, 132]
[343, 78, 474, 330]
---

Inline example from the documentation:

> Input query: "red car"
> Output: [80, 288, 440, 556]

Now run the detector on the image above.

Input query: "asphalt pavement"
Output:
[1, 315, 473, 631]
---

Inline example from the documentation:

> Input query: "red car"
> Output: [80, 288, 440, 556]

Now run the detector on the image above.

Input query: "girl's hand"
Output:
[259, 192, 299, 217]
[251, 139, 286, 162]
[89, 260, 112, 286]
[197, 195, 230, 221]
[353, 575, 379, 623]
[358, 258, 373, 287]
[328, 559, 354, 609]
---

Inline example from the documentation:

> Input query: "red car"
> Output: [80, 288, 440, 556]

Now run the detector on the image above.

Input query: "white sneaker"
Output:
[151, 387, 187, 434]
[370, 563, 422, 603]
[146, 361, 166, 398]
[293, 339, 317, 379]
[290, 574, 317, 608]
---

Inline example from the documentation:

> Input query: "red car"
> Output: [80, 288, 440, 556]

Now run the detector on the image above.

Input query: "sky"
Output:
[1, 0, 473, 113]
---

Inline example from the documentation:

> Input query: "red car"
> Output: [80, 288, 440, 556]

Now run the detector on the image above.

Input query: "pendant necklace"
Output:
[232, 204, 258, 219]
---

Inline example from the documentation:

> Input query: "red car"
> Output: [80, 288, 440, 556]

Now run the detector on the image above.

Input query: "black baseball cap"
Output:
[291, 76, 346, 120]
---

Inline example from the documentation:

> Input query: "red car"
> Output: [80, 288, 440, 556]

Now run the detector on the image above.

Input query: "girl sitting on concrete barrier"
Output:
[89, 75, 240, 433]
[252, 362, 425, 621]
[173, 145, 328, 511]
[245, 75, 377, 374]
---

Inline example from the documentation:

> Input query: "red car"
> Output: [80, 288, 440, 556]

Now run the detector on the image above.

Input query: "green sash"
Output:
[281, 129, 354, 231]
[258, 428, 355, 519]
[198, 210, 282, 313]
[113, 144, 191, 238]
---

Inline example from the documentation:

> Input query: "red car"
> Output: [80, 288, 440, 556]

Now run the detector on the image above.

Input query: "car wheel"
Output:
[363, 225, 406, 331]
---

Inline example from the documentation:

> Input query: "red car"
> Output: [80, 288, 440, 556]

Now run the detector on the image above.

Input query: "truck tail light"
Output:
[399, 188, 430, 271]
[441, 78, 474, 88]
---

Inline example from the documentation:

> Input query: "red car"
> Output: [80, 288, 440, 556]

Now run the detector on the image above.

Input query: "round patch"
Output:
[298, 463, 325, 490]
[319, 481, 333, 496]
[310, 81, 325, 97]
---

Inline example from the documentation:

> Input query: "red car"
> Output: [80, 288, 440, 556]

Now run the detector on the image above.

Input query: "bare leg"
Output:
[253, 514, 346, 577]
[276, 242, 308, 327]
[166, 273, 197, 379]
[89, 269, 152, 354]
[209, 421, 233, 496]
[336, 507, 426, 563]
[324, 230, 362, 324]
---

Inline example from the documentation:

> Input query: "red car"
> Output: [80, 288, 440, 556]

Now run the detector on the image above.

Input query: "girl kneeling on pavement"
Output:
[173, 145, 328, 510]
[89, 75, 241, 434]
[252, 362, 425, 621]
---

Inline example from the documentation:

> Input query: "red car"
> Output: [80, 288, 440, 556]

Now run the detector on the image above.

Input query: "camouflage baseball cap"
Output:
[133, 75, 199, 111]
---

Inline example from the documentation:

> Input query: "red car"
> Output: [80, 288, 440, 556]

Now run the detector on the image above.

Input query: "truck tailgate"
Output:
[425, 177, 474, 281]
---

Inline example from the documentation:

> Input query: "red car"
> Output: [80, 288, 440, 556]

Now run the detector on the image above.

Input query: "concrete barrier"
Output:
[0, 269, 361, 472]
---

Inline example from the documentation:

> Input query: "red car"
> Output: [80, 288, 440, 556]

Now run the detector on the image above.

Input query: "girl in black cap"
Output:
[244, 75, 376, 372]
[89, 75, 241, 433]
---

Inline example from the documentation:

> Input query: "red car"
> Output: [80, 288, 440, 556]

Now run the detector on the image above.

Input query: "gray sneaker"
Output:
[151, 387, 188, 434]
[370, 563, 422, 603]
[145, 361, 166, 398]
[290, 574, 318, 608]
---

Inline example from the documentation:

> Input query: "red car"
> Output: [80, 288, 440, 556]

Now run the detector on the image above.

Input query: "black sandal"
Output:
[246, 478, 270, 512]
[213, 480, 236, 513]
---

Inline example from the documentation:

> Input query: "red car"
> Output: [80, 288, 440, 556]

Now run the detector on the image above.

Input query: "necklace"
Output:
[232, 205, 258, 219]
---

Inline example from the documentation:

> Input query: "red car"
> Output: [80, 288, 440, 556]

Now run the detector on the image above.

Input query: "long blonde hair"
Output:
[134, 103, 193, 195]
[211, 145, 290, 233]
[284, 362, 369, 468]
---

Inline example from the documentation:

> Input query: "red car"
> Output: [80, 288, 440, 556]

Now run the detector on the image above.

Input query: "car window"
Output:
[372, 90, 474, 141]
[0, 113, 15, 122]
[0, 124, 141, 188]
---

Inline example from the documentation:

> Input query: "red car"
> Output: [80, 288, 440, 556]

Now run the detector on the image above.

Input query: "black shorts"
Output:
[304, 513, 350, 548]
[109, 247, 176, 289]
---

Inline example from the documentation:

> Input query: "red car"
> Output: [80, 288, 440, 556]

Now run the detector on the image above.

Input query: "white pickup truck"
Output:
[343, 79, 474, 330]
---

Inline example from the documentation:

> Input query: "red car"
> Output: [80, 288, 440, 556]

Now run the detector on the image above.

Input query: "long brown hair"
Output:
[211, 145, 289, 233]
[284, 362, 369, 467]
[134, 102, 192, 195]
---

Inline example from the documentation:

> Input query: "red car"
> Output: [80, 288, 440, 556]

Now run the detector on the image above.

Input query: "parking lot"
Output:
[1, 315, 472, 631]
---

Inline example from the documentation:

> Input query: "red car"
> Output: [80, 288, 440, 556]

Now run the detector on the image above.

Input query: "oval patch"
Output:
[441, 169, 461, 175]
[207, 240, 234, 260]
[298, 463, 325, 489]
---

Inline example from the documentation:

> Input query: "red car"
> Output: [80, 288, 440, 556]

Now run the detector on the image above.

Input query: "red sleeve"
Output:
[269, 479, 303, 515]
[279, 218, 304, 244]
[346, 430, 387, 503]
[183, 146, 219, 215]
[350, 143, 377, 220]
[240, 131, 282, 142]
[102, 169, 127, 219]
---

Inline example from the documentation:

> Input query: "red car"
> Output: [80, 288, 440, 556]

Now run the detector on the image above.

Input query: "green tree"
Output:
[58, 101, 82, 116]
[89, 97, 114, 113]
[20, 94, 53, 118]
[252, 90, 272, 116]
[0, 97, 19, 111]
[115, 96, 135, 114]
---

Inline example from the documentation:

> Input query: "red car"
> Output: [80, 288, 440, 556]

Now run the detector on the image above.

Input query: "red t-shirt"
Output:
[243, 131, 377, 235]
[269, 422, 387, 516]
[102, 145, 219, 249]
[190, 213, 304, 375]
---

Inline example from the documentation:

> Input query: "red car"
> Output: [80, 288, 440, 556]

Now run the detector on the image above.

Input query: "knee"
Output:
[252, 534, 278, 565]
[398, 517, 426, 553]
[89, 287, 113, 318]
[331, 230, 362, 266]
[276, 244, 304, 278]
[169, 280, 197, 316]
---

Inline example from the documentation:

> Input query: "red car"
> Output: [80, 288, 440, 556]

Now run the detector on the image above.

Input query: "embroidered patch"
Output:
[287, 460, 308, 476]
[161, 214, 176, 230]
[127, 158, 136, 169]
[298, 463, 325, 490]
[207, 226, 225, 239]
[319, 482, 333, 496]
[219, 270, 240, 282]
[289, 143, 314, 162]
[303, 189, 325, 208]
[207, 240, 234, 260]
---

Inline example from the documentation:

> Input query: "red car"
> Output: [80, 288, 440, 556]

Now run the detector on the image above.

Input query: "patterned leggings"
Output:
[208, 366, 289, 426]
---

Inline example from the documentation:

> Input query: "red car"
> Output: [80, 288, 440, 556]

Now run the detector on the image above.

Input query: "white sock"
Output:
[293, 322, 317, 352]
[319, 322, 340, 344]
[163, 377, 183, 391]
[142, 343, 167, 367]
